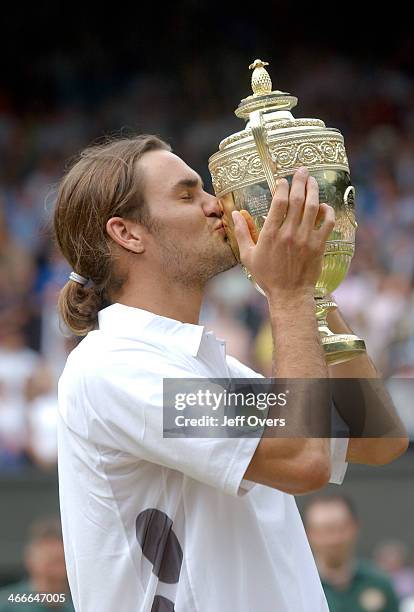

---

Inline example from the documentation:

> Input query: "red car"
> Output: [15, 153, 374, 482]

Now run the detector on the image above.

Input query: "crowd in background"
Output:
[1, 48, 414, 471]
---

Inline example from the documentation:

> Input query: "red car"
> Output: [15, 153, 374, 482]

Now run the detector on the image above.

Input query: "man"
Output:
[0, 517, 74, 611]
[374, 540, 414, 601]
[304, 495, 400, 612]
[54, 135, 408, 611]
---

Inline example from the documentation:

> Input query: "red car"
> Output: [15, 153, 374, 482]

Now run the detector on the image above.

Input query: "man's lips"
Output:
[214, 222, 225, 232]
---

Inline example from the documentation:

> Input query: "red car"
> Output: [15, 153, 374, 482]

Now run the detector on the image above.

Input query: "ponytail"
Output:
[57, 280, 104, 336]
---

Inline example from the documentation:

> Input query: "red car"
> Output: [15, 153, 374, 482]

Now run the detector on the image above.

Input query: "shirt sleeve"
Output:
[329, 437, 348, 484]
[225, 354, 349, 485]
[77, 350, 261, 498]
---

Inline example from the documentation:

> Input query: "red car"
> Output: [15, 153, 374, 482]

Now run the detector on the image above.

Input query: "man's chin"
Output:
[215, 248, 238, 275]
[225, 241, 238, 268]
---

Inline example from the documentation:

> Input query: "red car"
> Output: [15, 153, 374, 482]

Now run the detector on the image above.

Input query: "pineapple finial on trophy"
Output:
[248, 59, 272, 96]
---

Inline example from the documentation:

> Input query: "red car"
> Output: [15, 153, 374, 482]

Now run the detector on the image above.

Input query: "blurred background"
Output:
[0, 3, 413, 610]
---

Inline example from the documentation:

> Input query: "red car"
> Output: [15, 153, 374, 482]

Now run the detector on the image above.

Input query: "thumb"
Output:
[232, 210, 255, 260]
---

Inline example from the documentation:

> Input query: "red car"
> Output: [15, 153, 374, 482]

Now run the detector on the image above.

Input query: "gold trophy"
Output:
[208, 59, 366, 365]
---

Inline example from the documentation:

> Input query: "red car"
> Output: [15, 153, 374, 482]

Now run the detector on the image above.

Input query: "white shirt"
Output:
[57, 303, 348, 612]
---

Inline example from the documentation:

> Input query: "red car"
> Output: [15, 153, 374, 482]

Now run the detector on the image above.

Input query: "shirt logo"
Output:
[359, 587, 387, 611]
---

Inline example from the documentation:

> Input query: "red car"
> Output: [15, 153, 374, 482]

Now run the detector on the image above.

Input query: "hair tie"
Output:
[69, 271, 89, 286]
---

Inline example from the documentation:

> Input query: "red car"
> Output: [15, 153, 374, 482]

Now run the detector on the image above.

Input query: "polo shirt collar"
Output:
[97, 302, 206, 357]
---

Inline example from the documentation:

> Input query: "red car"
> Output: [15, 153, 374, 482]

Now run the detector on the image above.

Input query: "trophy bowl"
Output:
[208, 59, 366, 365]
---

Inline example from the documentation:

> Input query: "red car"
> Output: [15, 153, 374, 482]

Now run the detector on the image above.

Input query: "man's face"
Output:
[25, 537, 69, 594]
[305, 501, 358, 568]
[138, 150, 237, 287]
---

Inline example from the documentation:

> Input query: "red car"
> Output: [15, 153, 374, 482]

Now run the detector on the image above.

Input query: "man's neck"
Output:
[113, 278, 204, 325]
[316, 556, 356, 590]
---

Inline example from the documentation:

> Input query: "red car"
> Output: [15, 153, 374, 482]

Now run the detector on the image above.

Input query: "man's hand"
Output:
[232, 166, 335, 302]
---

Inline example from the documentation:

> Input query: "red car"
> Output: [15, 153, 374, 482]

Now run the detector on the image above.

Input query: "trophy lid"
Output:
[235, 59, 298, 119]
[209, 59, 349, 198]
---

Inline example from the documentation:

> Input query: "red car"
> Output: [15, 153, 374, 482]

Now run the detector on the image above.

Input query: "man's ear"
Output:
[106, 217, 146, 254]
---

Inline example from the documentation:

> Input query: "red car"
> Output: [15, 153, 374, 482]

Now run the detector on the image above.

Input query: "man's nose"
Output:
[202, 192, 223, 218]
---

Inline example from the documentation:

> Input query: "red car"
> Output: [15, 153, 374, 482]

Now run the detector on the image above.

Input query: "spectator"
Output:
[304, 494, 400, 612]
[0, 207, 35, 316]
[374, 540, 414, 602]
[0, 517, 74, 611]
[24, 363, 59, 470]
[0, 324, 41, 470]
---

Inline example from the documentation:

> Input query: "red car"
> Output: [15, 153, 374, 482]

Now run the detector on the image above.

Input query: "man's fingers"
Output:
[284, 167, 309, 226]
[301, 176, 320, 231]
[232, 210, 256, 260]
[239, 210, 260, 243]
[261, 177, 289, 231]
[315, 203, 336, 240]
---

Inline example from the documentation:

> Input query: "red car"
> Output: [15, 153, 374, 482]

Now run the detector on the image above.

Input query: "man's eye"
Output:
[181, 194, 193, 200]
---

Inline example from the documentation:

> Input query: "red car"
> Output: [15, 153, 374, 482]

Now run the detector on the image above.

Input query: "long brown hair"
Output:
[53, 134, 171, 336]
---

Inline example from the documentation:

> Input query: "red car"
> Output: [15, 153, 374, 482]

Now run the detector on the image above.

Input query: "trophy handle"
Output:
[249, 110, 277, 195]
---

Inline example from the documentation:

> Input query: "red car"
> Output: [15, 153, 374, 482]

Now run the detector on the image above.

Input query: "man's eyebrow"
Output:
[171, 175, 204, 191]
